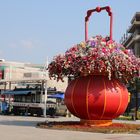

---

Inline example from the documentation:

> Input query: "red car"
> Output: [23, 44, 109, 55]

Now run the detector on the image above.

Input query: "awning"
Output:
[2, 90, 32, 95]
[48, 93, 64, 99]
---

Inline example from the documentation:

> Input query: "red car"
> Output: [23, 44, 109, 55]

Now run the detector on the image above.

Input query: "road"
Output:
[0, 115, 140, 140]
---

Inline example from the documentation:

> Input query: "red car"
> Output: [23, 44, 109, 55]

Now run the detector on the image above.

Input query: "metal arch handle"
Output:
[85, 6, 113, 41]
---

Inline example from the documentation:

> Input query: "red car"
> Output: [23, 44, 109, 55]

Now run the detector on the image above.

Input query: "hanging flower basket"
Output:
[48, 35, 140, 83]
[48, 6, 140, 126]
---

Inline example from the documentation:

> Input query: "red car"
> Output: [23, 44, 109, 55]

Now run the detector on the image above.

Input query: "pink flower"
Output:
[48, 35, 140, 83]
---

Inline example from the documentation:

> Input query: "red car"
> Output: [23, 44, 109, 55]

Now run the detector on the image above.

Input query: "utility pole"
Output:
[135, 89, 138, 120]
[43, 58, 49, 117]
[135, 78, 140, 120]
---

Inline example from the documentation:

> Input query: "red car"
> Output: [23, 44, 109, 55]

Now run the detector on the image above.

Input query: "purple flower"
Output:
[90, 41, 96, 47]
[48, 35, 140, 83]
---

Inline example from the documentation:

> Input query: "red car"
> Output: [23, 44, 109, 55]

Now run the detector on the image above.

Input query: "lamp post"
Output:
[135, 78, 140, 120]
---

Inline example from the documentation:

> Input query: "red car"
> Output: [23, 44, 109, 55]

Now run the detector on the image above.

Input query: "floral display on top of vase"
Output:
[48, 35, 140, 83]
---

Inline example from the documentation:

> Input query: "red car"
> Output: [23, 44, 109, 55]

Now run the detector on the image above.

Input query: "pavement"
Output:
[0, 115, 140, 140]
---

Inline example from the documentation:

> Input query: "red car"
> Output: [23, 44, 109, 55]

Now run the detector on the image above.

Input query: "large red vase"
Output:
[65, 75, 129, 125]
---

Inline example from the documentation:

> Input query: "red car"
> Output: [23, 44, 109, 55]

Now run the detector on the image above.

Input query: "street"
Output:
[0, 115, 140, 140]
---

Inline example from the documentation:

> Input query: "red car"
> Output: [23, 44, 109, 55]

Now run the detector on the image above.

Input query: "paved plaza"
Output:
[0, 115, 140, 140]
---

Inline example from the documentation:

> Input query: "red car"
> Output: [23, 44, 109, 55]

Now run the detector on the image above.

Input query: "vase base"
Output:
[80, 119, 112, 126]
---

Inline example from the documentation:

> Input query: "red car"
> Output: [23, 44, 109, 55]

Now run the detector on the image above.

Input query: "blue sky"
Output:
[0, 0, 140, 64]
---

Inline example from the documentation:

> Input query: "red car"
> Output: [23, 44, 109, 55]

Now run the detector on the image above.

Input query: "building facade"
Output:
[0, 59, 68, 92]
[121, 12, 140, 119]
[121, 12, 140, 57]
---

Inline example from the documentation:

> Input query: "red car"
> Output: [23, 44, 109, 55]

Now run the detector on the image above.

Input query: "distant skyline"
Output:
[0, 0, 140, 64]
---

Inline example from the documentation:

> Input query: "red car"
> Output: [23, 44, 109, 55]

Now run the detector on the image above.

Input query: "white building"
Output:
[0, 59, 68, 92]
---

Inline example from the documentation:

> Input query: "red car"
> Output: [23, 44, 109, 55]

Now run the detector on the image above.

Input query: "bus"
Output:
[1, 80, 66, 117]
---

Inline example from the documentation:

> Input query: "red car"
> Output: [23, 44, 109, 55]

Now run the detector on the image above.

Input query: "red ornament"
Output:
[96, 7, 101, 12]
[65, 75, 128, 120]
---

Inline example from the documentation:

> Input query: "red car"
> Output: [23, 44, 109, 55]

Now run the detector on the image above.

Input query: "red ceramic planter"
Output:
[65, 75, 129, 121]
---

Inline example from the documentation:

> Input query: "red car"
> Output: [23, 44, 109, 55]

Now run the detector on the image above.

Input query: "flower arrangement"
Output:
[48, 35, 140, 83]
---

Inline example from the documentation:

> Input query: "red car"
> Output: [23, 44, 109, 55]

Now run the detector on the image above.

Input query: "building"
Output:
[121, 12, 140, 119]
[121, 12, 140, 57]
[0, 59, 67, 91]
[0, 59, 68, 116]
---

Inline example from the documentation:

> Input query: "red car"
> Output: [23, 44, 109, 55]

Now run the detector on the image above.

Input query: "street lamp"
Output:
[135, 78, 140, 120]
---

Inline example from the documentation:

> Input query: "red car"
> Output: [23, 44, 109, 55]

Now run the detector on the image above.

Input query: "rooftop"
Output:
[131, 12, 140, 24]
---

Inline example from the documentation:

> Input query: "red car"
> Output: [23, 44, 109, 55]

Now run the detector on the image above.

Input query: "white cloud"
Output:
[9, 43, 17, 48]
[0, 50, 3, 56]
[20, 40, 34, 48]
[9, 39, 35, 49]
[0, 50, 5, 60]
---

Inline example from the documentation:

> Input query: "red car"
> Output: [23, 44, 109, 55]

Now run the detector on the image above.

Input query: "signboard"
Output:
[12, 102, 56, 108]
[12, 102, 44, 108]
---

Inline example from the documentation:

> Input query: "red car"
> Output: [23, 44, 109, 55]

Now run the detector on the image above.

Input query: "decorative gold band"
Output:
[80, 119, 112, 126]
